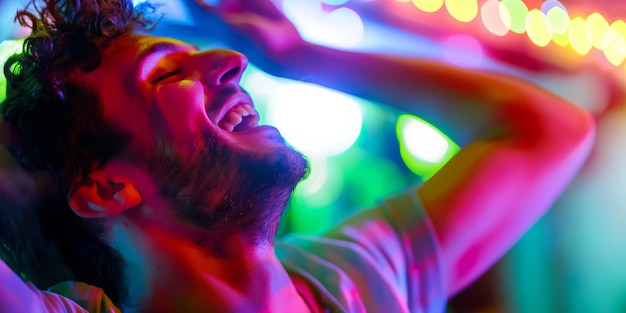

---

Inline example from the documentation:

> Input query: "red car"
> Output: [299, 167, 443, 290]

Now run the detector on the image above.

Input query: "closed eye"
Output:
[151, 69, 181, 84]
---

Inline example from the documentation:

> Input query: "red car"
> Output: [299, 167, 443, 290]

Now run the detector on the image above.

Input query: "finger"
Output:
[194, 0, 216, 12]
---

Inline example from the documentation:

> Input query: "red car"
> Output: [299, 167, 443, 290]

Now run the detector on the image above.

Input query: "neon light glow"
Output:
[396, 114, 460, 179]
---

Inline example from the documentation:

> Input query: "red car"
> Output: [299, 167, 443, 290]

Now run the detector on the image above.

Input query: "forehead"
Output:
[100, 34, 193, 65]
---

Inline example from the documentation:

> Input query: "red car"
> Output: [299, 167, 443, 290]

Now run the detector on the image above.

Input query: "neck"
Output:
[113, 218, 311, 313]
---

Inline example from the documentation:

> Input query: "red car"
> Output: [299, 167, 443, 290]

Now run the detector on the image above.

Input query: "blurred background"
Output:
[2, 0, 626, 312]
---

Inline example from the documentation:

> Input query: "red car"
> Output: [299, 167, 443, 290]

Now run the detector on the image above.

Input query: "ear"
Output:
[68, 169, 142, 218]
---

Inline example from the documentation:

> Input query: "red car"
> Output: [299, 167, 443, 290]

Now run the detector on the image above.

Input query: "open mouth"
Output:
[217, 102, 260, 132]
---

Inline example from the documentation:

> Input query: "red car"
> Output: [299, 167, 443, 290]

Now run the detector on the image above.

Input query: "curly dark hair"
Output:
[0, 0, 158, 306]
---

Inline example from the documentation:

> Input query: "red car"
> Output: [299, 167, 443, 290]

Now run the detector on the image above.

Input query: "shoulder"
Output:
[277, 189, 447, 312]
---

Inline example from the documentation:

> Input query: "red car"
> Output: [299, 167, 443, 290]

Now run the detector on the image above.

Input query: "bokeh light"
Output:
[611, 20, 626, 43]
[397, 114, 460, 179]
[481, 0, 510, 37]
[602, 27, 626, 66]
[293, 156, 343, 207]
[283, 0, 364, 48]
[401, 117, 448, 163]
[543, 2, 570, 47]
[541, 0, 565, 12]
[501, 0, 529, 34]
[569, 16, 593, 56]
[586, 12, 610, 50]
[545, 4, 569, 35]
[607, 20, 626, 55]
[289, 157, 341, 234]
[0, 39, 23, 103]
[266, 82, 363, 157]
[552, 31, 570, 47]
[445, 0, 478, 23]
[411, 0, 444, 13]
[526, 9, 552, 47]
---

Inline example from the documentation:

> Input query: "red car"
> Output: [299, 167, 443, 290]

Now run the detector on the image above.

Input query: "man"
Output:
[0, 0, 594, 312]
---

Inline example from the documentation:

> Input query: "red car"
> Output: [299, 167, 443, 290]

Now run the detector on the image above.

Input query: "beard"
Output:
[143, 129, 308, 253]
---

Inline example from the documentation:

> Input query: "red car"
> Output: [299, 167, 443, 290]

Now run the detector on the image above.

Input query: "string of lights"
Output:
[394, 0, 626, 67]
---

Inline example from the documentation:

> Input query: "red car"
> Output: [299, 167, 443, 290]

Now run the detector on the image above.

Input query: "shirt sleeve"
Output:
[1, 259, 85, 313]
[1, 258, 121, 313]
[47, 281, 121, 313]
[322, 188, 447, 312]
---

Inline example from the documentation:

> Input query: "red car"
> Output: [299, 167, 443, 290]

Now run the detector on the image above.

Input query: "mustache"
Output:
[207, 85, 249, 113]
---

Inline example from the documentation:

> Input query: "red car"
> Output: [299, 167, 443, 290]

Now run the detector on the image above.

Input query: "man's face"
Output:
[75, 34, 307, 243]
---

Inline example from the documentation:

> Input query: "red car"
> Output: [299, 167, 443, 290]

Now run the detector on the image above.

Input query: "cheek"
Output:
[155, 80, 207, 135]
[101, 86, 155, 144]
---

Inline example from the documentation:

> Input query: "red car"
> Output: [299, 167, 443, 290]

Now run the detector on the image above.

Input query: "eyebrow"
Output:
[137, 42, 189, 64]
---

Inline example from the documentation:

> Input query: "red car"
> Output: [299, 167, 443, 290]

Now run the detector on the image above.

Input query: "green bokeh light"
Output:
[546, 6, 570, 35]
[396, 114, 460, 180]
[501, 0, 529, 34]
[0, 40, 24, 104]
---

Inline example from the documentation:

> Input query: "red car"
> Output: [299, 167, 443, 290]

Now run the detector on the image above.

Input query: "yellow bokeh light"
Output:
[569, 16, 592, 56]
[603, 28, 626, 66]
[411, 0, 444, 13]
[610, 20, 626, 52]
[481, 0, 510, 36]
[445, 0, 478, 23]
[546, 6, 569, 35]
[552, 30, 570, 47]
[501, 0, 529, 34]
[526, 9, 552, 47]
[602, 21, 626, 66]
[586, 12, 610, 50]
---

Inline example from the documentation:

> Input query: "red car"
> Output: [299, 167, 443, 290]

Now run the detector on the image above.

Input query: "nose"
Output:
[194, 49, 248, 87]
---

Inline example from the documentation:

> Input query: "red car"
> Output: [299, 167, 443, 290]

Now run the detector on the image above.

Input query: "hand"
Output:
[186, 0, 304, 71]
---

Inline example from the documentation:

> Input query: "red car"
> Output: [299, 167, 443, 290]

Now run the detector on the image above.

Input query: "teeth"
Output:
[218, 103, 259, 132]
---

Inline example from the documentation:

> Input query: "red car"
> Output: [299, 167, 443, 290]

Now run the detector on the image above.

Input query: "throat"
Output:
[128, 231, 310, 313]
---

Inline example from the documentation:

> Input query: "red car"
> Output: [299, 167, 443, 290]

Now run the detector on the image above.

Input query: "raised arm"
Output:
[0, 258, 46, 312]
[0, 120, 59, 311]
[187, 0, 595, 295]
